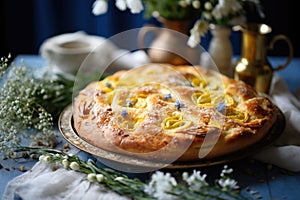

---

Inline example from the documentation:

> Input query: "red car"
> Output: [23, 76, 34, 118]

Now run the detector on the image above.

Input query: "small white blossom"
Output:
[182, 170, 208, 190]
[42, 155, 51, 163]
[218, 178, 239, 190]
[192, 0, 201, 9]
[152, 11, 160, 18]
[178, 0, 188, 8]
[212, 0, 243, 20]
[114, 177, 124, 181]
[204, 1, 213, 10]
[187, 20, 209, 48]
[144, 171, 177, 200]
[92, 0, 108, 15]
[211, 6, 224, 20]
[62, 159, 69, 168]
[220, 165, 233, 177]
[187, 32, 200, 48]
[115, 0, 127, 11]
[96, 174, 104, 182]
[70, 162, 80, 171]
[87, 173, 97, 182]
[126, 0, 143, 14]
[39, 155, 45, 162]
[203, 12, 212, 20]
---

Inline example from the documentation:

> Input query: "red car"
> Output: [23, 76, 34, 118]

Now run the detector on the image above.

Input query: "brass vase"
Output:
[233, 23, 293, 94]
[138, 17, 200, 65]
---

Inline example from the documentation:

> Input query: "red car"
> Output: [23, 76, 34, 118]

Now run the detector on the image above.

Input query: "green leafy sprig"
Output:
[14, 146, 249, 200]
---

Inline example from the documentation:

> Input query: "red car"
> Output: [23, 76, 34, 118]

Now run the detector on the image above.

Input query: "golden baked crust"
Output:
[73, 64, 278, 162]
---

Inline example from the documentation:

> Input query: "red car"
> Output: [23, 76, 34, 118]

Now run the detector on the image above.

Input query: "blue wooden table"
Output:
[1, 54, 300, 199]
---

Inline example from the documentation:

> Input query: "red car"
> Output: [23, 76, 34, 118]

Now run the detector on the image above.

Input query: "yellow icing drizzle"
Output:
[129, 94, 147, 108]
[162, 112, 191, 130]
[191, 77, 207, 88]
[99, 78, 117, 93]
[192, 91, 235, 108]
[106, 91, 114, 105]
[212, 93, 235, 107]
[192, 91, 212, 106]
[226, 108, 249, 123]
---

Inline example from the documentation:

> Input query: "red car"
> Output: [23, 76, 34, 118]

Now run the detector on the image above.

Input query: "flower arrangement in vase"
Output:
[92, 0, 264, 72]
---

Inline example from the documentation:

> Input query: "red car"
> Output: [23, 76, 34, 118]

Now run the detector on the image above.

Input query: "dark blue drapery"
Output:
[0, 0, 238, 57]
[1, 0, 299, 58]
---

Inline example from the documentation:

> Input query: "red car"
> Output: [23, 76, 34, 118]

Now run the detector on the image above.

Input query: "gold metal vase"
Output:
[233, 23, 293, 94]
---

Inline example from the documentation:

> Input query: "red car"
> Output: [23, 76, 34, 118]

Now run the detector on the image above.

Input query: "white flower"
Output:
[92, 0, 108, 15]
[187, 32, 200, 48]
[62, 159, 69, 168]
[182, 170, 208, 190]
[42, 155, 51, 163]
[115, 0, 127, 11]
[144, 171, 177, 200]
[152, 11, 160, 18]
[212, 0, 243, 20]
[87, 173, 97, 182]
[114, 177, 125, 181]
[96, 174, 104, 182]
[220, 165, 233, 177]
[178, 0, 188, 8]
[39, 155, 45, 162]
[228, 0, 243, 12]
[187, 20, 209, 48]
[126, 0, 143, 14]
[204, 1, 213, 10]
[192, 0, 201, 9]
[202, 12, 212, 20]
[211, 5, 226, 20]
[218, 178, 239, 190]
[70, 162, 80, 171]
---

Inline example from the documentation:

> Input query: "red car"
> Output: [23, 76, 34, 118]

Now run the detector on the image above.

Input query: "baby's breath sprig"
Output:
[0, 55, 104, 157]
[0, 53, 11, 78]
[16, 146, 249, 200]
[0, 56, 75, 156]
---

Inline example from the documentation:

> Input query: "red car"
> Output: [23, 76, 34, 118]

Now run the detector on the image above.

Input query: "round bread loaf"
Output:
[73, 64, 278, 163]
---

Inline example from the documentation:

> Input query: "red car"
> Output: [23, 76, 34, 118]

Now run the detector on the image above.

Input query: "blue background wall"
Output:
[0, 0, 298, 58]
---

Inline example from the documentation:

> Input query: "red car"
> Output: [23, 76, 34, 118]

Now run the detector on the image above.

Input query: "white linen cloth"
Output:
[3, 44, 300, 199]
[3, 161, 128, 200]
[253, 74, 300, 171]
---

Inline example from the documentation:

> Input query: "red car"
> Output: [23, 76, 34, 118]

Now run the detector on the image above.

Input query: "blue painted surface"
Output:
[1, 55, 300, 199]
